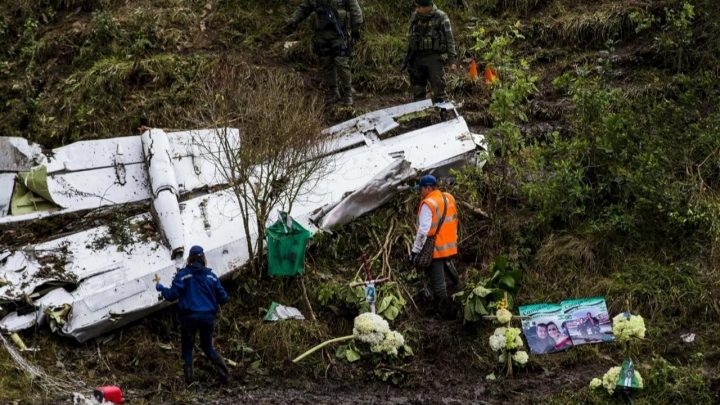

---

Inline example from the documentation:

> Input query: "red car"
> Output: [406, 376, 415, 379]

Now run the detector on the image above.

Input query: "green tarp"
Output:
[266, 214, 311, 277]
[10, 165, 59, 215]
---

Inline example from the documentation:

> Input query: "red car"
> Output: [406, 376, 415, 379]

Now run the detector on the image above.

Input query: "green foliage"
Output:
[455, 255, 522, 322]
[316, 279, 364, 313]
[629, 9, 657, 34]
[463, 22, 538, 209]
[336, 342, 362, 363]
[317, 280, 407, 321]
[0, 348, 33, 402]
[369, 284, 406, 321]
[335, 337, 413, 385]
[520, 71, 720, 244]
[644, 356, 714, 403]
[608, 259, 719, 327]
[655, 1, 695, 71]
[34, 53, 207, 143]
[352, 33, 407, 93]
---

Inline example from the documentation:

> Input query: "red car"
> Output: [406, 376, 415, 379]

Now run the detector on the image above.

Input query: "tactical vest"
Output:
[420, 190, 458, 259]
[314, 0, 350, 31]
[409, 12, 447, 54]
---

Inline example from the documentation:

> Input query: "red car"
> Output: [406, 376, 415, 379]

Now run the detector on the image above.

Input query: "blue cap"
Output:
[415, 174, 437, 190]
[189, 245, 204, 256]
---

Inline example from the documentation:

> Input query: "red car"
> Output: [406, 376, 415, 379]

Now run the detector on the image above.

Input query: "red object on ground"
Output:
[484, 66, 498, 84]
[93, 386, 125, 404]
[468, 59, 479, 80]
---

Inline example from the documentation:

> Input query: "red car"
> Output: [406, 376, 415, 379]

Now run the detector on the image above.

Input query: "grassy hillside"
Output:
[1, 0, 719, 403]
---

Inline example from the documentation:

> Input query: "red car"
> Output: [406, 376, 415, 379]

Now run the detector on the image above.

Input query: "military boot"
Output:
[211, 356, 230, 384]
[340, 95, 353, 107]
[183, 364, 193, 384]
[324, 89, 340, 107]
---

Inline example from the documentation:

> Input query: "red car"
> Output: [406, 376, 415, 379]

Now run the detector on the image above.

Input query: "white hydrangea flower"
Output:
[371, 330, 405, 356]
[589, 378, 602, 389]
[353, 313, 390, 345]
[489, 328, 508, 352]
[495, 308, 512, 324]
[612, 313, 646, 342]
[498, 353, 506, 363]
[512, 350, 528, 365]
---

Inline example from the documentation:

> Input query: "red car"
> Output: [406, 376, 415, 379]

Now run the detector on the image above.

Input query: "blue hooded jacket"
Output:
[159, 261, 229, 318]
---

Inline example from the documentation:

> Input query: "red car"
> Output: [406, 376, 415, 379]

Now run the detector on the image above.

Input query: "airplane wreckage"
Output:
[0, 101, 486, 342]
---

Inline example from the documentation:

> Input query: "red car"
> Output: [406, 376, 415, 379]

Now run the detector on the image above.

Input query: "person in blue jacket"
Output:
[156, 245, 230, 384]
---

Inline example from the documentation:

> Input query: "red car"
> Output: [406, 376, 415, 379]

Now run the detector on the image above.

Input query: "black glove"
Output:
[409, 252, 417, 265]
[283, 22, 298, 35]
[351, 30, 361, 44]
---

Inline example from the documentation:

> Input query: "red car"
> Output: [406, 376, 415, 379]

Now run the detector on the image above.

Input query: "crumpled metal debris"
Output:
[0, 101, 485, 341]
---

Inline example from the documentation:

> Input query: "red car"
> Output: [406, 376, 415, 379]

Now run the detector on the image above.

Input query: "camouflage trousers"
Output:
[319, 55, 352, 105]
[409, 53, 447, 103]
[314, 33, 353, 106]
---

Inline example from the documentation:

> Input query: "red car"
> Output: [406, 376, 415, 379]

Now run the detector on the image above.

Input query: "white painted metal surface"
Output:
[0, 102, 486, 341]
[142, 130, 184, 257]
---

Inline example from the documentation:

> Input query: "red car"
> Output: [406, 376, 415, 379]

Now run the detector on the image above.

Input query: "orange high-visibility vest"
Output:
[419, 190, 458, 259]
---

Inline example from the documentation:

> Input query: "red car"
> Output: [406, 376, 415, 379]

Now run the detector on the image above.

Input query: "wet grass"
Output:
[1, 0, 720, 403]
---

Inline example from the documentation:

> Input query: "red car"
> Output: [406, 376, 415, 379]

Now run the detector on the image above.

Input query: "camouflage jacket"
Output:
[408, 7, 457, 64]
[288, 0, 364, 33]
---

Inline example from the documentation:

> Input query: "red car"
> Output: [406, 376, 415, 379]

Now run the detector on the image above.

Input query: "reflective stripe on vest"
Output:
[419, 190, 458, 258]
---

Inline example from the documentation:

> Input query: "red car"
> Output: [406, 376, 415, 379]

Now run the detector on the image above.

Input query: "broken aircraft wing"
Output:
[0, 101, 485, 342]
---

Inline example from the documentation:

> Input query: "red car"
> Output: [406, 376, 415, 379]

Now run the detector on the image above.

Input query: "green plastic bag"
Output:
[266, 214, 311, 277]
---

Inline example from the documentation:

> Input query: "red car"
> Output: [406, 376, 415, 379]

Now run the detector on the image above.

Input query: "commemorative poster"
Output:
[519, 296, 614, 355]
[518, 303, 573, 354]
[560, 297, 614, 346]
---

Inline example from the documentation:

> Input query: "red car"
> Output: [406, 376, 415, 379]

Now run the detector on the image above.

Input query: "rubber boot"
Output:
[211, 356, 230, 384]
[183, 364, 193, 384]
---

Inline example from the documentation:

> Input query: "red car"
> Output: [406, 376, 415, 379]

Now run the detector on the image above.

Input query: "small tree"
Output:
[186, 61, 327, 274]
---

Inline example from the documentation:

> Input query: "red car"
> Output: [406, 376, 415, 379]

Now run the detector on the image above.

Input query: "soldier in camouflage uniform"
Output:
[285, 0, 363, 106]
[405, 0, 457, 103]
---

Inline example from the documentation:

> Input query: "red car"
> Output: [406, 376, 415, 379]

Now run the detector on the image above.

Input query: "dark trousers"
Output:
[410, 53, 447, 103]
[180, 316, 220, 365]
[428, 257, 459, 300]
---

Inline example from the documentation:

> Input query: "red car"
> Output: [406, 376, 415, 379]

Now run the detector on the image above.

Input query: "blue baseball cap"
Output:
[415, 174, 437, 190]
[189, 245, 204, 256]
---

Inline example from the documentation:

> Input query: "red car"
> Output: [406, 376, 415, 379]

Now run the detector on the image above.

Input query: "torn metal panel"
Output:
[0, 101, 485, 341]
[0, 137, 45, 172]
[323, 99, 434, 150]
[0, 102, 462, 225]
[0, 129, 241, 224]
[317, 159, 417, 229]
[0, 174, 15, 216]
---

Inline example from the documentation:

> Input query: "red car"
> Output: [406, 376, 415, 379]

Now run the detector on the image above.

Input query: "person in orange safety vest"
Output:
[410, 174, 460, 314]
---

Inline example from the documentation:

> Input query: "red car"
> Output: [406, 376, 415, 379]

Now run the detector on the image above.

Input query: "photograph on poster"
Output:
[561, 297, 614, 346]
[518, 303, 573, 354]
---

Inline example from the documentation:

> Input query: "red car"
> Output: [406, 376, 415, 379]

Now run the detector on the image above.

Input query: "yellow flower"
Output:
[612, 313, 646, 342]
[504, 327, 523, 350]
[602, 366, 621, 395]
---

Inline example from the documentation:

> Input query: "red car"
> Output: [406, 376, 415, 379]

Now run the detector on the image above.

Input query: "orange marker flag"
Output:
[484, 66, 498, 84]
[468, 59, 479, 80]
